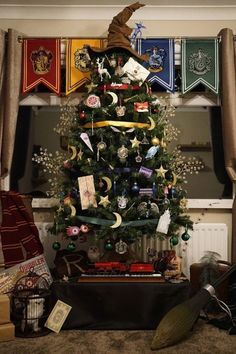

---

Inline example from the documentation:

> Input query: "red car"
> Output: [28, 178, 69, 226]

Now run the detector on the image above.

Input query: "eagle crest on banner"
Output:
[145, 46, 166, 72]
[188, 48, 212, 75]
[74, 46, 91, 72]
[30, 46, 53, 75]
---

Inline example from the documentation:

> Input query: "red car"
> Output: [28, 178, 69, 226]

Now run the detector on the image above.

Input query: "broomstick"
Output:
[151, 262, 236, 350]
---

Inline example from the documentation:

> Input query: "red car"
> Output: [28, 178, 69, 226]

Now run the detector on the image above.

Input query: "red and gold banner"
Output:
[22, 39, 61, 94]
[66, 39, 105, 95]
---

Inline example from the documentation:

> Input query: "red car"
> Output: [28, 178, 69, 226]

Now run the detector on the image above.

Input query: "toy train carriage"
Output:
[94, 262, 127, 273]
[94, 262, 155, 274]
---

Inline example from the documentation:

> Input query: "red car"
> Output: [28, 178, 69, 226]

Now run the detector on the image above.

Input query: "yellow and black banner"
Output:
[66, 39, 105, 95]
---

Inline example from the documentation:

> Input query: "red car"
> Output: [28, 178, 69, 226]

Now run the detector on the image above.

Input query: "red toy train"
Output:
[94, 262, 155, 274]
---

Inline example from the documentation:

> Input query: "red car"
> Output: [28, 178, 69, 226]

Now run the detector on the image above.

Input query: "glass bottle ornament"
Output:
[152, 182, 157, 198]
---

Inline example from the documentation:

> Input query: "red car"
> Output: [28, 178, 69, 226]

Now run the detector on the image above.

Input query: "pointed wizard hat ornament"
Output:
[87, 2, 148, 61]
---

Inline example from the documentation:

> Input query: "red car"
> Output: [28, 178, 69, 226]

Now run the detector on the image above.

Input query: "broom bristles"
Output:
[151, 263, 236, 350]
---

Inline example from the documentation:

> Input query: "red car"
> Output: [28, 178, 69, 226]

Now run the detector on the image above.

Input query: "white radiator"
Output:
[187, 223, 228, 264]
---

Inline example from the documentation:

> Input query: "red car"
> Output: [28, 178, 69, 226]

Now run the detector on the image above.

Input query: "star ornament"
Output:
[99, 195, 111, 208]
[130, 136, 141, 149]
[155, 165, 168, 178]
[77, 148, 84, 160]
[86, 82, 98, 93]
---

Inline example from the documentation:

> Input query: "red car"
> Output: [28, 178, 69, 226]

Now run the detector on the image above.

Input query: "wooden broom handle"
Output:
[212, 262, 236, 288]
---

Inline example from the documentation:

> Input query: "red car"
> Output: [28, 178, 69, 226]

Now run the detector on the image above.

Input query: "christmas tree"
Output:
[34, 2, 203, 257]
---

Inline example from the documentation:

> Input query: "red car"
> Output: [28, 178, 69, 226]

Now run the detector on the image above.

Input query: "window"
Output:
[10, 98, 232, 205]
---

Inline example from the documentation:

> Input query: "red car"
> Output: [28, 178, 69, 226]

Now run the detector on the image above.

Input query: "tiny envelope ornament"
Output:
[122, 57, 150, 84]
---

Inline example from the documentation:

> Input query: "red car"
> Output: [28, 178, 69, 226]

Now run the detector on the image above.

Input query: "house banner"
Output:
[66, 39, 105, 95]
[22, 39, 61, 94]
[181, 39, 219, 94]
[136, 38, 175, 92]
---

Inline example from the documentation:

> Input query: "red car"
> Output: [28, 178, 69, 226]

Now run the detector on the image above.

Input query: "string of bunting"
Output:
[21, 36, 220, 95]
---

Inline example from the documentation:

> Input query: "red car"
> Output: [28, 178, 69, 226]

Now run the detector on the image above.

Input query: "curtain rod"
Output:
[16, 35, 222, 43]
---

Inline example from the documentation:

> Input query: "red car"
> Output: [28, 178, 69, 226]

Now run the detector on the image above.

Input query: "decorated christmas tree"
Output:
[34, 2, 203, 259]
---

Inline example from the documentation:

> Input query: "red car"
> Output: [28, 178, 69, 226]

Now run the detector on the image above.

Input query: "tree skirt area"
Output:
[0, 319, 236, 354]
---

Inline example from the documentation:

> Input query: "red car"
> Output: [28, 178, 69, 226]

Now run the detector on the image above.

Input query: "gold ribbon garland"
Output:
[82, 120, 151, 129]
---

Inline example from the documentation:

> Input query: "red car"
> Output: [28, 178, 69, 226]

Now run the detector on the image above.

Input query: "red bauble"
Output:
[79, 111, 86, 119]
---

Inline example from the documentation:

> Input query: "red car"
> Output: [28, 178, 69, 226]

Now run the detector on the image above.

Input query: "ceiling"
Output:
[0, 0, 235, 5]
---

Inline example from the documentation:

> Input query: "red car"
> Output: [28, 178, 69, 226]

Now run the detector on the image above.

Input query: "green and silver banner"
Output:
[182, 39, 219, 94]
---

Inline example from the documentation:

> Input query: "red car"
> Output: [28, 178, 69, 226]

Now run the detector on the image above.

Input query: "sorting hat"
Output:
[88, 2, 148, 61]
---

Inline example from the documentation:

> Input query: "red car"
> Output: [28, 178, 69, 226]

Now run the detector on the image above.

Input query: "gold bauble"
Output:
[151, 136, 160, 146]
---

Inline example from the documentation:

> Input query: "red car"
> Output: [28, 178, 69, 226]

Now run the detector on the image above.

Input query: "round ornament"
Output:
[170, 235, 179, 246]
[80, 224, 89, 233]
[67, 242, 76, 252]
[181, 230, 190, 241]
[79, 111, 86, 119]
[97, 140, 107, 152]
[151, 136, 160, 146]
[131, 182, 140, 196]
[52, 241, 61, 250]
[86, 94, 101, 108]
[104, 239, 114, 251]
[117, 145, 128, 163]
[115, 240, 128, 254]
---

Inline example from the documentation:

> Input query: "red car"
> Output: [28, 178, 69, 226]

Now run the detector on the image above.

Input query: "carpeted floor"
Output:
[0, 319, 236, 354]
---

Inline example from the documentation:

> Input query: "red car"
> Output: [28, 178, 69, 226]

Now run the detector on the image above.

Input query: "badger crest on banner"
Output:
[66, 39, 105, 95]
[136, 38, 175, 92]
[182, 39, 219, 94]
[74, 46, 91, 72]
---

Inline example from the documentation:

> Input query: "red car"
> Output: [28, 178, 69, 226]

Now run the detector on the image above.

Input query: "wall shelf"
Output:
[179, 142, 212, 152]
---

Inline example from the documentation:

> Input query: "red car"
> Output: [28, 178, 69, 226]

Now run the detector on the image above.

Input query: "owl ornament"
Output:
[88, 246, 101, 262]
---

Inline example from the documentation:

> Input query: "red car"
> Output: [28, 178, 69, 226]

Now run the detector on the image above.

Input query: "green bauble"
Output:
[52, 241, 61, 250]
[104, 239, 113, 251]
[181, 231, 190, 241]
[170, 235, 179, 246]
[67, 242, 76, 251]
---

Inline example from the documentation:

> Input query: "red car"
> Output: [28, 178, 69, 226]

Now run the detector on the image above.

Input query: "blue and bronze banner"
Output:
[181, 39, 219, 94]
[22, 39, 61, 94]
[136, 38, 175, 92]
[66, 39, 105, 95]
